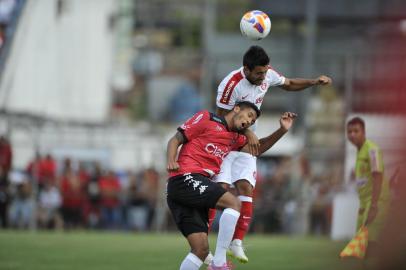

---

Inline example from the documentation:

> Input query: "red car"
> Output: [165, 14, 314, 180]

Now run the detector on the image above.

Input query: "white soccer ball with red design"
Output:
[240, 10, 271, 40]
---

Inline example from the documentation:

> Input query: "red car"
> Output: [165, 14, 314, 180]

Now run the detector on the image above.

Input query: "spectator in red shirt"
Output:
[39, 154, 57, 185]
[59, 158, 84, 229]
[26, 152, 41, 182]
[99, 170, 121, 229]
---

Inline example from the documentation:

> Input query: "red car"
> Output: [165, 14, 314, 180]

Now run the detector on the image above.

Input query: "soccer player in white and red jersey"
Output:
[210, 45, 332, 263]
[166, 101, 296, 270]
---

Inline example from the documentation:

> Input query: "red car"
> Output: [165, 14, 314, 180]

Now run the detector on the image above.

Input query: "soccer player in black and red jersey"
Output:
[166, 101, 296, 270]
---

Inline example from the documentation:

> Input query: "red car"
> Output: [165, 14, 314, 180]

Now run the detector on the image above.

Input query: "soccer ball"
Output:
[240, 10, 271, 40]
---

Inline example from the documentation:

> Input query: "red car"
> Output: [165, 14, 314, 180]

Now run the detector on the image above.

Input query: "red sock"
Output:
[208, 208, 217, 232]
[233, 197, 253, 241]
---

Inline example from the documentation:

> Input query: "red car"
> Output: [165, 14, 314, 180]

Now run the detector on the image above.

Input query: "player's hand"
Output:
[280, 112, 297, 132]
[167, 160, 180, 172]
[365, 204, 378, 226]
[316, 75, 332, 85]
[245, 130, 260, 156]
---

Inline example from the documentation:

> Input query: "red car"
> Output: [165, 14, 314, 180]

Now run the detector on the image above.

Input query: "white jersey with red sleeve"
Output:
[216, 66, 285, 133]
[216, 66, 285, 110]
[214, 66, 285, 187]
[170, 110, 247, 178]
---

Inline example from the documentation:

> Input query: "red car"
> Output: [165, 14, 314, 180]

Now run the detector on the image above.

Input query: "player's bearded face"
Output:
[245, 65, 268, 86]
[347, 124, 365, 146]
[233, 108, 257, 131]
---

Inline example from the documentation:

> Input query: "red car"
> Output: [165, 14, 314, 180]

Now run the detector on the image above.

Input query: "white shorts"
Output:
[214, 151, 257, 187]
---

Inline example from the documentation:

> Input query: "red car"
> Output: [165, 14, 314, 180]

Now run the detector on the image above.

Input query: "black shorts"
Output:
[167, 173, 227, 237]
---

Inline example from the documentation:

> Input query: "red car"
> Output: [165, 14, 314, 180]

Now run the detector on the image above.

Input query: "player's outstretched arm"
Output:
[280, 75, 332, 91]
[166, 131, 184, 172]
[241, 112, 297, 156]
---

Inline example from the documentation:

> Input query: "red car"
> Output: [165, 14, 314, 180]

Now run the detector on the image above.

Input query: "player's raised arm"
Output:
[241, 112, 297, 156]
[166, 131, 184, 172]
[280, 75, 332, 91]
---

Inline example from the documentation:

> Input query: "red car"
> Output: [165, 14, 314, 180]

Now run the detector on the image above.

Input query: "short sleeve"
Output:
[369, 147, 383, 173]
[267, 67, 285, 86]
[216, 72, 243, 110]
[177, 111, 209, 142]
[232, 134, 247, 151]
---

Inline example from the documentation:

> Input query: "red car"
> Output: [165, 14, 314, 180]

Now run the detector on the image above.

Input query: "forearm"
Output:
[371, 172, 383, 206]
[282, 78, 317, 91]
[257, 127, 288, 155]
[166, 136, 181, 163]
[243, 128, 256, 138]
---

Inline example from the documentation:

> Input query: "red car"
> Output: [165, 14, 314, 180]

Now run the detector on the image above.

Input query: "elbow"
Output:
[281, 81, 292, 91]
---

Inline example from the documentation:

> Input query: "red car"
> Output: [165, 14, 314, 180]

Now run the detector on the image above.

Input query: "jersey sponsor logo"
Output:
[241, 94, 249, 100]
[220, 72, 243, 104]
[205, 143, 229, 160]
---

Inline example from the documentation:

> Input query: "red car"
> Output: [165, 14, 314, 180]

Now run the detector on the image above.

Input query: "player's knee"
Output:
[230, 195, 241, 211]
[216, 192, 241, 211]
[235, 180, 254, 196]
[191, 244, 209, 260]
[220, 183, 229, 189]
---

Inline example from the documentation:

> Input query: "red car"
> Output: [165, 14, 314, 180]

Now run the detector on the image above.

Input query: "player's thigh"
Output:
[167, 173, 226, 209]
[234, 179, 254, 196]
[230, 152, 257, 187]
[167, 197, 210, 237]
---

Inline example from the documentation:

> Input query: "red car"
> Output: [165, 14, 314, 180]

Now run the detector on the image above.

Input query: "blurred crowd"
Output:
[1, 136, 160, 231]
[1, 134, 343, 236]
[251, 154, 342, 236]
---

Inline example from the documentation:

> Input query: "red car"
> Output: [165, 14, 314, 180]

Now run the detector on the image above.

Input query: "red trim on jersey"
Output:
[220, 71, 243, 105]
[268, 65, 283, 77]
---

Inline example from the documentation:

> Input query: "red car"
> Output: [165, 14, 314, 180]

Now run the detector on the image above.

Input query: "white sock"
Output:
[213, 208, 240, 266]
[180, 252, 203, 270]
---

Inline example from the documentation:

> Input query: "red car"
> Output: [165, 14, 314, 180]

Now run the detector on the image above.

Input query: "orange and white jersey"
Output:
[216, 66, 285, 111]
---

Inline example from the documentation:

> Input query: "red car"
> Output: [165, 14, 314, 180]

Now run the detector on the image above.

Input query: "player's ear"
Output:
[233, 105, 241, 114]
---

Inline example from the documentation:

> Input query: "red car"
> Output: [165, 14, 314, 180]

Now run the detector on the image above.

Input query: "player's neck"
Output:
[356, 138, 366, 150]
[224, 113, 235, 131]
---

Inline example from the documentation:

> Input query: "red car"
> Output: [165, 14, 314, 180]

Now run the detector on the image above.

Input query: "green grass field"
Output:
[0, 230, 360, 270]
